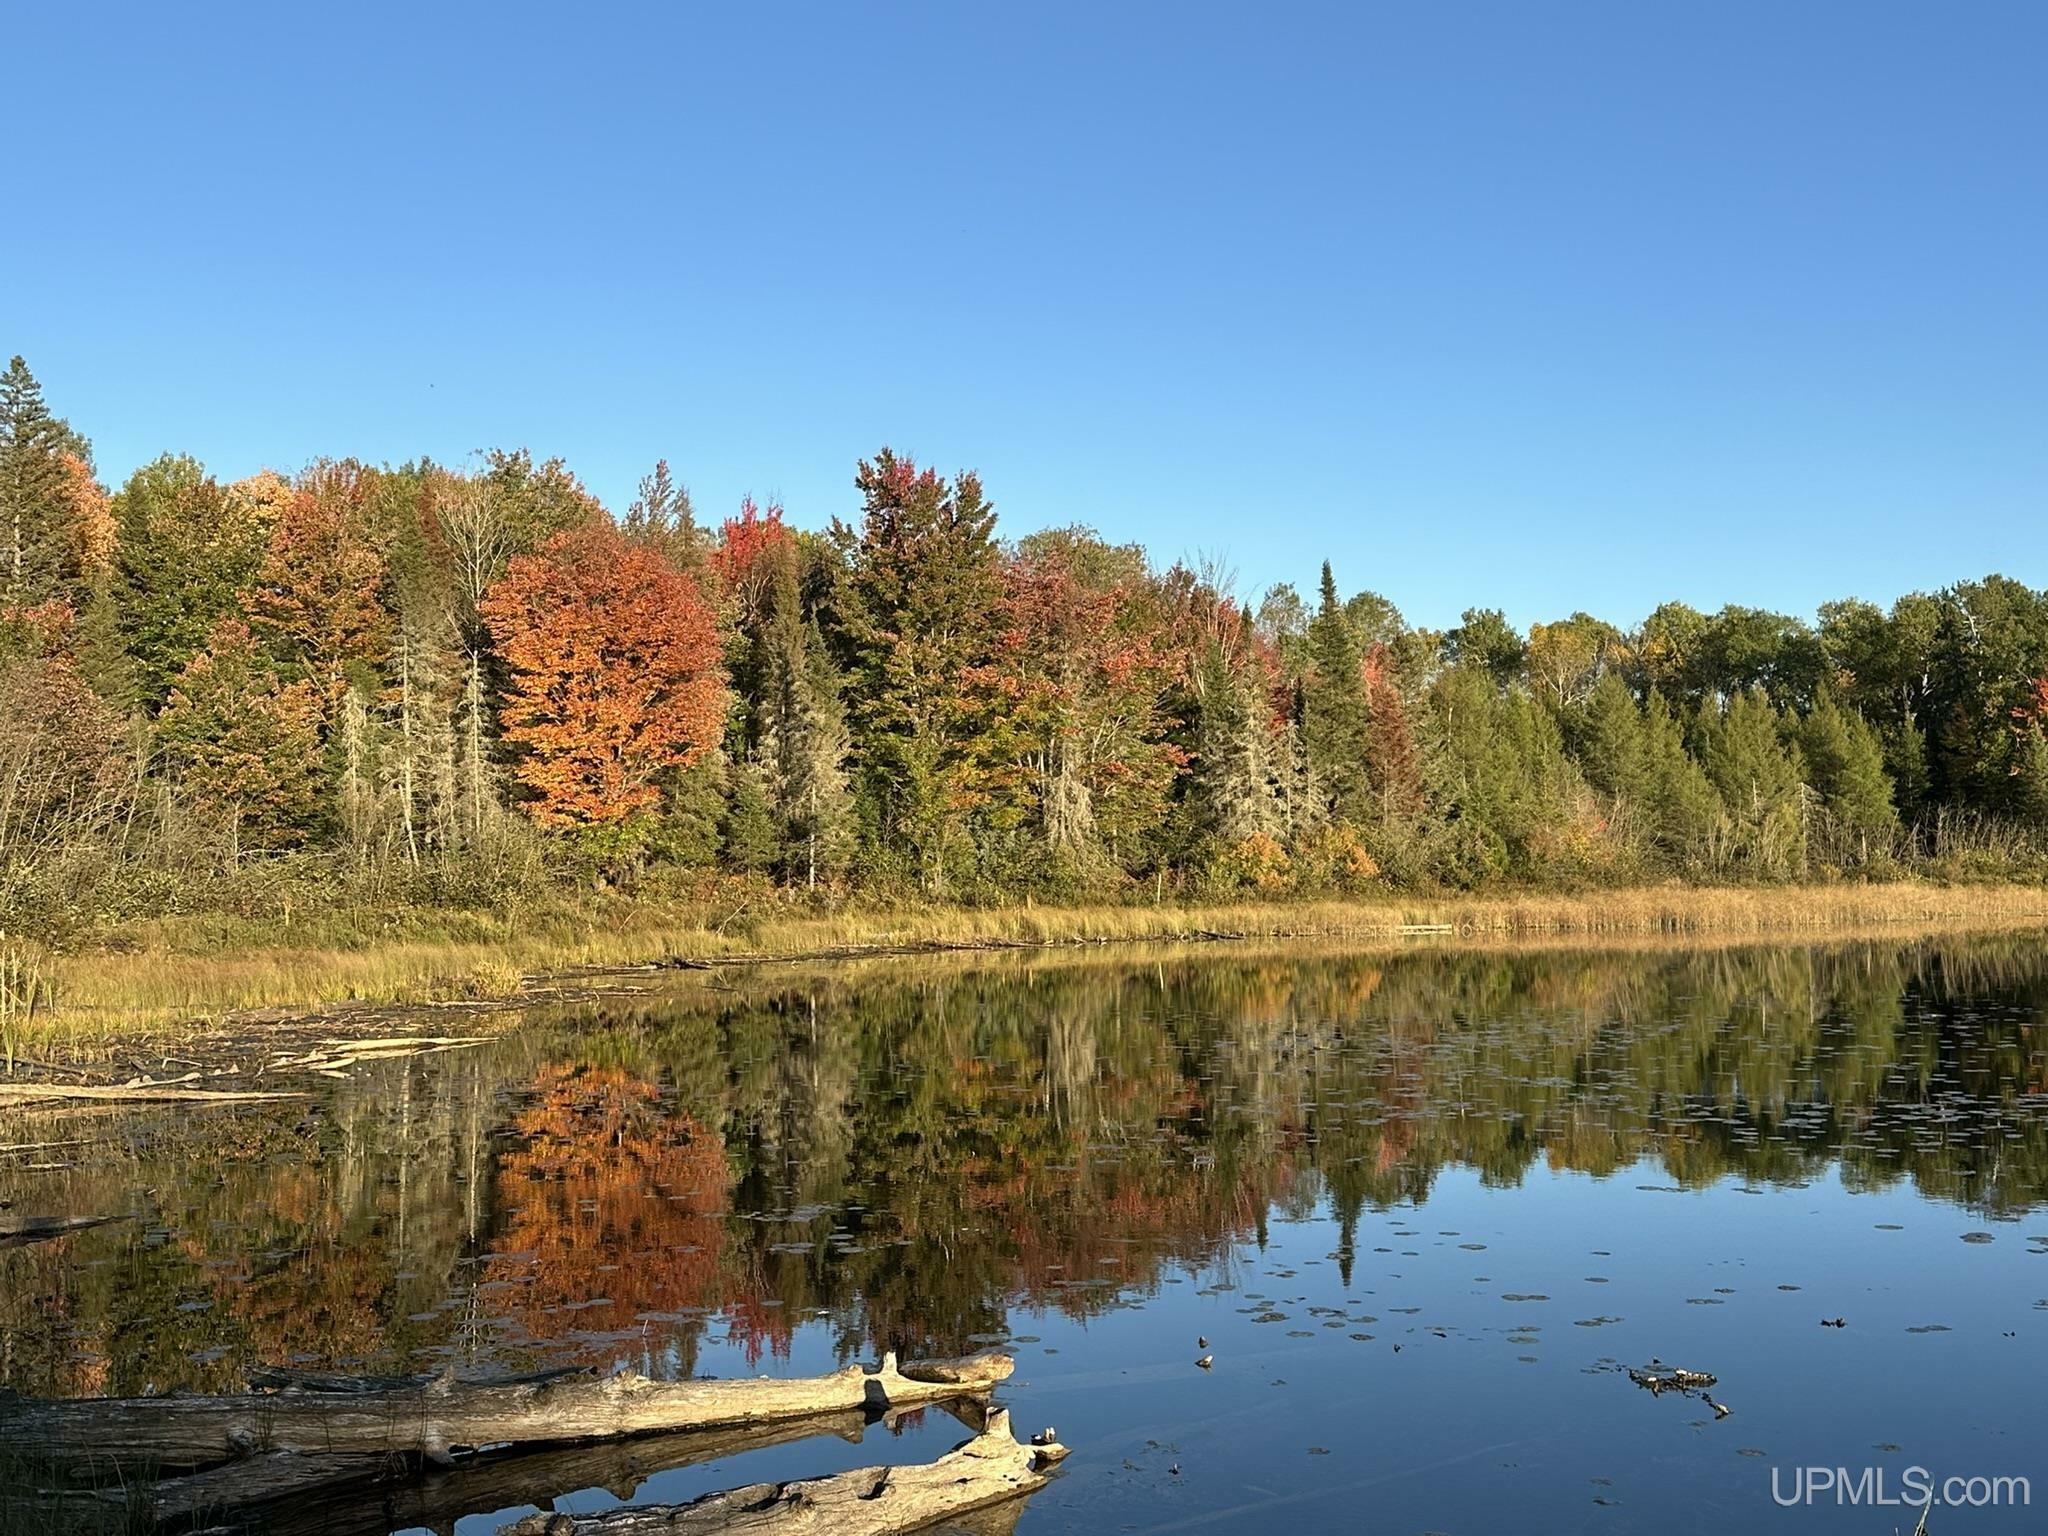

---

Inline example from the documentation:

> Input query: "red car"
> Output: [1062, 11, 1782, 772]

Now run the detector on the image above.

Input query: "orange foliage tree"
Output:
[480, 522, 724, 827]
[248, 463, 390, 704]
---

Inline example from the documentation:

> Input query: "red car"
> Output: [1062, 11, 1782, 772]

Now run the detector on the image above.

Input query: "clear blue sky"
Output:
[8, 2, 2044, 631]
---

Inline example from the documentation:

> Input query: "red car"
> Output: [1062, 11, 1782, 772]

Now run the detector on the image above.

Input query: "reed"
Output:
[12, 880, 2046, 1058]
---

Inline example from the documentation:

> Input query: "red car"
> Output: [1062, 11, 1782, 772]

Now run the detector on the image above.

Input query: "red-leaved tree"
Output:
[481, 522, 724, 827]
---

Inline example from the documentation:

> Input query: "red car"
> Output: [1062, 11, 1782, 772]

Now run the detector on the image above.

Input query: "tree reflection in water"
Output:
[4, 932, 2047, 1397]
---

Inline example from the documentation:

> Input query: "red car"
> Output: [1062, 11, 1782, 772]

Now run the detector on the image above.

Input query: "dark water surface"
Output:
[7, 935, 2048, 1533]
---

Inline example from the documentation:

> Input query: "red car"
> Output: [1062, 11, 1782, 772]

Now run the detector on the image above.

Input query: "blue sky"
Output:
[8, 2, 2044, 631]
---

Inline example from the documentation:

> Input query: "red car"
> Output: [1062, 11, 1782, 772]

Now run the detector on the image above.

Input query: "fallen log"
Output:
[4, 1352, 1015, 1476]
[0, 1083, 306, 1107]
[10, 1402, 978, 1536]
[497, 1409, 1063, 1536]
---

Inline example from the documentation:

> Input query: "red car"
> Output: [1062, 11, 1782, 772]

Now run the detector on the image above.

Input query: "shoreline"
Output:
[4, 881, 2047, 1064]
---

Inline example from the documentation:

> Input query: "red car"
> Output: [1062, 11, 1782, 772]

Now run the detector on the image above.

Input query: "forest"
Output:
[4, 353, 2048, 939]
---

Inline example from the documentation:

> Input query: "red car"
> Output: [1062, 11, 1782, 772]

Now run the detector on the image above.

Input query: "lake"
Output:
[6, 934, 2048, 1534]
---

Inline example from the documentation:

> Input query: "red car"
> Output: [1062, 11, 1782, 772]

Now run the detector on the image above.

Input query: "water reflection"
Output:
[6, 935, 2046, 1401]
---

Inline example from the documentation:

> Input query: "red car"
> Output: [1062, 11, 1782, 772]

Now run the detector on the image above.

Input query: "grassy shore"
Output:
[3, 880, 2045, 1061]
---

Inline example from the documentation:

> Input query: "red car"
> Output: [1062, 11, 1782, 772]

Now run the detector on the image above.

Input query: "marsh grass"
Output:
[15, 880, 2048, 1058]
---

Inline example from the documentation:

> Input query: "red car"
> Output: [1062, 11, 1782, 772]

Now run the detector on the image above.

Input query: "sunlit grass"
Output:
[9, 880, 2044, 1059]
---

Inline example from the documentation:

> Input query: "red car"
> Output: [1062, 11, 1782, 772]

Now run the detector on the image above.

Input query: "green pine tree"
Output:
[1572, 670, 1650, 805]
[721, 754, 778, 873]
[1302, 563, 1372, 821]
[1641, 690, 1720, 870]
[1697, 689, 1808, 878]
[839, 449, 1001, 892]
[0, 356, 89, 610]
[1800, 695, 1899, 843]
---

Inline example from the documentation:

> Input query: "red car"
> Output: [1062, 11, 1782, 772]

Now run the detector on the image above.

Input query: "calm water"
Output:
[7, 936, 2048, 1534]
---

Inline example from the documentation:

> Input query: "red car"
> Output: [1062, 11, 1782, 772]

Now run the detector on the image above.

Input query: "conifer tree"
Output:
[622, 459, 707, 573]
[721, 754, 777, 872]
[1799, 696, 1899, 842]
[0, 356, 89, 610]
[1696, 689, 1808, 877]
[775, 617, 854, 888]
[1302, 563, 1372, 821]
[839, 449, 1000, 891]
[1572, 670, 1650, 805]
[1194, 642, 1284, 849]
[1641, 690, 1720, 869]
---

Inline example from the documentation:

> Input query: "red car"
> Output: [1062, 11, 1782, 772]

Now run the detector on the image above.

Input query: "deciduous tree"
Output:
[480, 522, 724, 828]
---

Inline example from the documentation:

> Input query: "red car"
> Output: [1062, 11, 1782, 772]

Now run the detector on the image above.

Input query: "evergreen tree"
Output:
[1301, 563, 1372, 821]
[111, 456, 267, 708]
[1696, 689, 1808, 878]
[1641, 690, 1720, 869]
[838, 449, 1000, 892]
[0, 356, 89, 610]
[1799, 696, 1899, 844]
[775, 617, 855, 888]
[1572, 670, 1650, 805]
[622, 459, 707, 573]
[720, 754, 777, 873]
[1194, 642, 1284, 850]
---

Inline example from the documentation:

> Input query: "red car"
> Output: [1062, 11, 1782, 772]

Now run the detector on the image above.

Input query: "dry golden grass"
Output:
[8, 879, 2045, 1060]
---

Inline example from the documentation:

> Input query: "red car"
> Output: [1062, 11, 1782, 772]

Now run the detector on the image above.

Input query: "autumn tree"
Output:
[972, 528, 1186, 881]
[248, 462, 391, 705]
[480, 521, 724, 830]
[1362, 643, 1424, 816]
[1525, 613, 1622, 711]
[0, 655, 130, 868]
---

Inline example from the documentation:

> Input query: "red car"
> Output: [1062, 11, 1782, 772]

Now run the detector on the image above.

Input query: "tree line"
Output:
[3, 353, 2046, 926]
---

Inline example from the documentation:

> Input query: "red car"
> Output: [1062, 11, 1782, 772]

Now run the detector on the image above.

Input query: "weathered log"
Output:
[0, 1083, 305, 1106]
[3, 1352, 1015, 1476]
[496, 1410, 1062, 1536]
[36, 1403, 964, 1536]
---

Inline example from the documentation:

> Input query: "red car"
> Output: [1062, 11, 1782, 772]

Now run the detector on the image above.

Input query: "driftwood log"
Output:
[4, 1353, 1015, 1478]
[498, 1409, 1063, 1536]
[10, 1401, 992, 1536]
